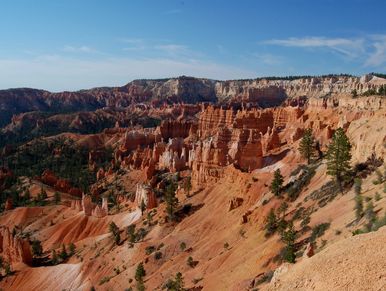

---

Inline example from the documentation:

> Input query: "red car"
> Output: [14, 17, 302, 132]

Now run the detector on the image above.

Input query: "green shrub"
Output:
[310, 223, 330, 242]
[154, 251, 162, 260]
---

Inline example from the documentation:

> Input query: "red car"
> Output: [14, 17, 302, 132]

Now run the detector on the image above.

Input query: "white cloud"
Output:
[263, 35, 386, 68]
[63, 45, 97, 53]
[264, 37, 364, 57]
[155, 44, 187, 53]
[364, 35, 386, 67]
[0, 56, 256, 91]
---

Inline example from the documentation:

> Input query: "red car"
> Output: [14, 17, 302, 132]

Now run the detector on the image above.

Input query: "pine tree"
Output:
[165, 272, 185, 291]
[69, 243, 76, 256]
[184, 176, 192, 196]
[270, 169, 284, 196]
[164, 181, 178, 221]
[40, 187, 48, 200]
[31, 239, 43, 257]
[135, 262, 146, 280]
[265, 208, 278, 236]
[24, 189, 31, 202]
[127, 224, 136, 243]
[135, 262, 146, 290]
[365, 201, 376, 230]
[4, 262, 12, 276]
[140, 199, 146, 216]
[354, 178, 364, 221]
[109, 221, 120, 245]
[281, 222, 296, 263]
[299, 128, 315, 164]
[59, 244, 68, 260]
[278, 201, 288, 218]
[175, 272, 185, 290]
[326, 128, 352, 192]
[51, 249, 58, 265]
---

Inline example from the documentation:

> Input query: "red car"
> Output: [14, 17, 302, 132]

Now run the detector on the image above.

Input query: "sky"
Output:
[0, 0, 386, 91]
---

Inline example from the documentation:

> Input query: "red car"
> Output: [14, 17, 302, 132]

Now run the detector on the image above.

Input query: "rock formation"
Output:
[135, 184, 157, 209]
[0, 227, 32, 265]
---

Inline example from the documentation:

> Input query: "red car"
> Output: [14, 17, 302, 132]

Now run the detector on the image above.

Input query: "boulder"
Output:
[228, 197, 244, 211]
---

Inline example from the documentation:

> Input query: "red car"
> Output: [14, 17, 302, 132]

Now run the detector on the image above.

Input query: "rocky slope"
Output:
[0, 75, 385, 290]
[1, 74, 384, 127]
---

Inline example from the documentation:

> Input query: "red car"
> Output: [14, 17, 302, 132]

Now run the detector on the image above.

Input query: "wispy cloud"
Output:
[0, 55, 256, 91]
[364, 35, 386, 67]
[263, 35, 386, 68]
[63, 45, 97, 53]
[154, 44, 192, 58]
[264, 37, 364, 57]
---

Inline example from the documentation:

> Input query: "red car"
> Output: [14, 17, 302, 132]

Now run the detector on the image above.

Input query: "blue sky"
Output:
[1, 0, 385, 91]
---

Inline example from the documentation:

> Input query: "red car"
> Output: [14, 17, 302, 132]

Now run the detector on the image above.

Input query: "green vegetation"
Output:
[361, 84, 386, 96]
[59, 244, 68, 260]
[164, 180, 178, 221]
[145, 246, 155, 255]
[3, 138, 101, 192]
[69, 243, 76, 256]
[135, 262, 146, 291]
[179, 242, 186, 251]
[281, 222, 297, 263]
[310, 223, 330, 242]
[299, 129, 316, 164]
[109, 221, 120, 245]
[187, 256, 195, 268]
[154, 251, 162, 260]
[164, 272, 185, 291]
[286, 164, 317, 201]
[265, 208, 278, 237]
[326, 128, 352, 192]
[270, 169, 284, 197]
[127, 224, 136, 243]
[354, 178, 364, 221]
[31, 239, 43, 257]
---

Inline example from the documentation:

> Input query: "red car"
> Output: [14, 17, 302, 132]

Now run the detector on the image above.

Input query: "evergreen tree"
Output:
[278, 201, 288, 218]
[265, 208, 278, 236]
[135, 262, 146, 281]
[270, 169, 284, 196]
[24, 189, 31, 202]
[354, 178, 364, 221]
[299, 128, 315, 164]
[69, 243, 76, 256]
[31, 239, 43, 257]
[165, 272, 185, 291]
[164, 181, 178, 221]
[59, 244, 68, 260]
[281, 222, 296, 263]
[4, 262, 11, 276]
[326, 128, 352, 192]
[365, 201, 376, 230]
[127, 224, 136, 243]
[40, 187, 48, 200]
[135, 262, 146, 290]
[140, 199, 146, 216]
[184, 176, 192, 196]
[174, 272, 184, 291]
[51, 249, 58, 265]
[109, 221, 120, 245]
